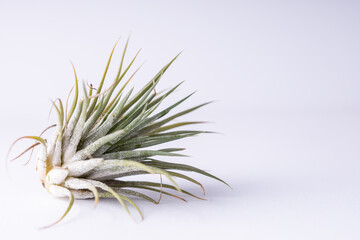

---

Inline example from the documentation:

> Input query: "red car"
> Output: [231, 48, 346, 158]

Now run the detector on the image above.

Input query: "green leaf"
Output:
[87, 39, 120, 117]
[39, 186, 74, 229]
[105, 180, 205, 200]
[102, 149, 187, 160]
[67, 62, 79, 122]
[97, 160, 181, 192]
[145, 159, 230, 188]
[121, 53, 181, 114]
[111, 132, 198, 151]
[154, 121, 206, 133]
[108, 188, 156, 204]
[138, 102, 211, 135]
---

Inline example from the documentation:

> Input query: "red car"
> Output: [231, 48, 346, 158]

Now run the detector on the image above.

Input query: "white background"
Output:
[0, 0, 359, 239]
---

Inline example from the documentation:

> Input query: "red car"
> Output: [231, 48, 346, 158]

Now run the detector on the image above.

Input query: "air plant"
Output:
[7, 39, 228, 228]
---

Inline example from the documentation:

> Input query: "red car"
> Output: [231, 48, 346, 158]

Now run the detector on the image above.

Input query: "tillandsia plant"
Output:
[7, 39, 228, 228]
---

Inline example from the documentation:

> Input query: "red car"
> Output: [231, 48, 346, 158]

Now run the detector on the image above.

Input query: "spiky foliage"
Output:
[7, 39, 228, 228]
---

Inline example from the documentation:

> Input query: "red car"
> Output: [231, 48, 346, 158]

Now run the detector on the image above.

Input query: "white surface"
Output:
[0, 1, 359, 239]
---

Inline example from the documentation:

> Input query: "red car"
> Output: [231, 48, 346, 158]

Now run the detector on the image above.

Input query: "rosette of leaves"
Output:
[7, 39, 228, 228]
